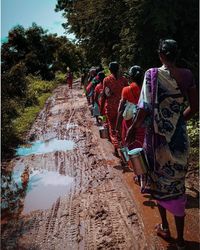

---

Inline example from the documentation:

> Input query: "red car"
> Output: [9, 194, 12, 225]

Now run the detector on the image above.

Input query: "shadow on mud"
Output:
[166, 240, 200, 250]
[186, 193, 199, 209]
[113, 164, 133, 173]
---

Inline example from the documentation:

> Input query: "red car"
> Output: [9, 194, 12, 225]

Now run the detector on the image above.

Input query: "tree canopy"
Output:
[56, 0, 198, 81]
[2, 23, 83, 80]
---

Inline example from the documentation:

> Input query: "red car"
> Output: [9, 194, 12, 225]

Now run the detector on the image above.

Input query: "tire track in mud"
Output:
[2, 84, 152, 249]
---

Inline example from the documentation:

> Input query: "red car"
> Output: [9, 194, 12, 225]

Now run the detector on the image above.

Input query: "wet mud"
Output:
[1, 81, 199, 250]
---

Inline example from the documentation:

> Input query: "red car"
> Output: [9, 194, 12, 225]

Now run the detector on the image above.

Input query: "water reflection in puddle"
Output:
[16, 138, 75, 156]
[23, 170, 74, 214]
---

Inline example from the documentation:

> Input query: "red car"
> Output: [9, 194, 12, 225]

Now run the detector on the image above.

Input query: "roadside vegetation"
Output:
[12, 75, 60, 138]
[1, 23, 83, 159]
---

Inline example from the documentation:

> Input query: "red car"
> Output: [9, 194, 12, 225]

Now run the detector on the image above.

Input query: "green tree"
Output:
[54, 36, 83, 72]
[119, 0, 198, 79]
[1, 63, 27, 158]
[1, 23, 83, 80]
[55, 0, 127, 64]
[56, 0, 198, 82]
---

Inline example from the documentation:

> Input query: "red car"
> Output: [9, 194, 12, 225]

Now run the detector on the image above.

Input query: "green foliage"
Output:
[25, 75, 57, 106]
[187, 119, 199, 148]
[38, 93, 52, 107]
[55, 71, 66, 84]
[1, 74, 59, 160]
[187, 118, 199, 167]
[119, 0, 198, 78]
[56, 0, 198, 82]
[55, 0, 127, 64]
[102, 66, 110, 76]
[13, 106, 41, 137]
[1, 23, 84, 159]
[2, 23, 84, 80]
[13, 76, 58, 137]
[13, 93, 51, 138]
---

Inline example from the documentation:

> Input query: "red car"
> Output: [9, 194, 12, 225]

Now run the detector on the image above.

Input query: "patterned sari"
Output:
[138, 66, 189, 202]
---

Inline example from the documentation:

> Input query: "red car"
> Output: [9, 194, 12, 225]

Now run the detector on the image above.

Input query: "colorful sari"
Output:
[138, 66, 191, 209]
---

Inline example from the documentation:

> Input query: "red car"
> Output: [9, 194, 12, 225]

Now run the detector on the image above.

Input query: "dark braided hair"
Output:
[158, 39, 178, 62]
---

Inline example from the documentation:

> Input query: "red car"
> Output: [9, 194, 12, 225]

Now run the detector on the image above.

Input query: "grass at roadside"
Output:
[13, 94, 51, 138]
[12, 74, 63, 141]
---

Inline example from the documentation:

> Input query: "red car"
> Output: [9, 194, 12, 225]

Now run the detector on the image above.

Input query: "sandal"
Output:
[155, 223, 171, 239]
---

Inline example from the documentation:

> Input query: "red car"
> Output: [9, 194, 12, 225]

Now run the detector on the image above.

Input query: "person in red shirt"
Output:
[116, 65, 145, 150]
[116, 65, 145, 190]
[100, 62, 128, 152]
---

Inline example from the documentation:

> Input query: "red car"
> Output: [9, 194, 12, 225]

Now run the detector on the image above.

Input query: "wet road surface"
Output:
[1, 81, 199, 250]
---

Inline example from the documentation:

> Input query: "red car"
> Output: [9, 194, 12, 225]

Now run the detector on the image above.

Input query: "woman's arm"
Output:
[183, 86, 198, 121]
[125, 108, 148, 144]
[100, 79, 107, 114]
[115, 99, 126, 131]
[100, 91, 106, 114]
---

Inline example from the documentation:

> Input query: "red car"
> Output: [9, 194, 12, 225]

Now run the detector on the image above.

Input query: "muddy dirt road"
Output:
[1, 81, 199, 250]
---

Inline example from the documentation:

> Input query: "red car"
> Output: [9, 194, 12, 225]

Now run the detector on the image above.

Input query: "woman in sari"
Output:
[66, 69, 73, 89]
[116, 65, 145, 189]
[116, 65, 145, 149]
[100, 62, 128, 153]
[126, 39, 198, 249]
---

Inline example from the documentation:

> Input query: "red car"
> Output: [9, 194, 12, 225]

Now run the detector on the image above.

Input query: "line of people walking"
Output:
[82, 39, 197, 250]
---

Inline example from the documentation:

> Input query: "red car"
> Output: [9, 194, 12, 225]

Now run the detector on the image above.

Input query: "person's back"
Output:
[103, 66, 128, 115]
[94, 71, 105, 105]
[67, 70, 73, 89]
[116, 65, 145, 150]
[126, 39, 198, 249]
[100, 62, 128, 152]
[122, 82, 141, 104]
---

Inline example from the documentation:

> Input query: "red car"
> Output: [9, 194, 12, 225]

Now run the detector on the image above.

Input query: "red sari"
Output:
[103, 74, 128, 148]
[121, 82, 145, 150]
[67, 72, 73, 89]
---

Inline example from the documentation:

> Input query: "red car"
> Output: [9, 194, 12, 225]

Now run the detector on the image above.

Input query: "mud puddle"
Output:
[22, 170, 74, 214]
[16, 138, 76, 156]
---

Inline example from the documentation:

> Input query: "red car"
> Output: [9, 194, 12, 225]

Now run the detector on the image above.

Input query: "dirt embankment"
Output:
[1, 81, 199, 250]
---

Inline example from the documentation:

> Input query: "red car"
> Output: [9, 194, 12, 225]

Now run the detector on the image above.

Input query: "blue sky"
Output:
[1, 0, 75, 42]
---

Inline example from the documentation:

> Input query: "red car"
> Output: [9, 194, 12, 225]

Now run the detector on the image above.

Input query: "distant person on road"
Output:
[126, 39, 198, 249]
[100, 62, 128, 155]
[66, 68, 73, 89]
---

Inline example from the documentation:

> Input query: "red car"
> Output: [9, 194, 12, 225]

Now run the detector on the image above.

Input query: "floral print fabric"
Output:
[138, 66, 189, 200]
